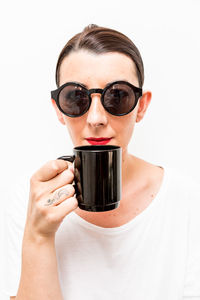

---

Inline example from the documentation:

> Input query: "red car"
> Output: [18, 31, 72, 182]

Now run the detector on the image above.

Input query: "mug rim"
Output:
[74, 145, 121, 152]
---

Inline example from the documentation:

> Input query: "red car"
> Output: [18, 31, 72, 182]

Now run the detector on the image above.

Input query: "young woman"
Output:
[4, 24, 200, 300]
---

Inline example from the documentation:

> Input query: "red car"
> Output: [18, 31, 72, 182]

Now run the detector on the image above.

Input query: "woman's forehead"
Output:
[59, 50, 139, 87]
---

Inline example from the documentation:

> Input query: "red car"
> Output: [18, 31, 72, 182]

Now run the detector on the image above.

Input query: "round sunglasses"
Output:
[51, 80, 142, 117]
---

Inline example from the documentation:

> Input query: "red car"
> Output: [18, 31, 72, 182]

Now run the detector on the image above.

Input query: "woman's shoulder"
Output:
[138, 155, 199, 190]
[163, 165, 199, 192]
[157, 165, 200, 213]
[134, 155, 199, 198]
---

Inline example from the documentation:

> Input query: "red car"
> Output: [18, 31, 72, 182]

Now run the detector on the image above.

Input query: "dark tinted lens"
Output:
[59, 85, 89, 116]
[103, 83, 136, 115]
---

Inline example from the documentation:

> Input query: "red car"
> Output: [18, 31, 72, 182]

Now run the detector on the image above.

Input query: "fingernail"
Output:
[69, 165, 74, 172]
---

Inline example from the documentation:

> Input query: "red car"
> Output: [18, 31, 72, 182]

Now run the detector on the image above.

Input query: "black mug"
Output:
[57, 145, 122, 212]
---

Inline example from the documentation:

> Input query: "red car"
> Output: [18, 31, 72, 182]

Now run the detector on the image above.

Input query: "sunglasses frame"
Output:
[51, 80, 143, 117]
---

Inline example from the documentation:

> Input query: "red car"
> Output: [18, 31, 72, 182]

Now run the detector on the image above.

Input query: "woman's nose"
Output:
[86, 94, 108, 127]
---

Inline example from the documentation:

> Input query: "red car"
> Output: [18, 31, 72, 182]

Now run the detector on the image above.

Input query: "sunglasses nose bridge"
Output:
[88, 88, 104, 98]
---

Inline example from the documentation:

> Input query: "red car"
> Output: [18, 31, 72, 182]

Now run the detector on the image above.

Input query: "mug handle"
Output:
[57, 155, 75, 163]
[57, 155, 77, 194]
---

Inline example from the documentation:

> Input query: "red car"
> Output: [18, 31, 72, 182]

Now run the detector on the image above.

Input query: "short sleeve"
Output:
[183, 180, 200, 297]
[1, 177, 30, 297]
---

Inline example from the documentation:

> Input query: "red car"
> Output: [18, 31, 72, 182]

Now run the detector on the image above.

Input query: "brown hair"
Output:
[55, 24, 144, 88]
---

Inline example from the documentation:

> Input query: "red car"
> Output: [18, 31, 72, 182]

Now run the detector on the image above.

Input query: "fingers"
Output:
[27, 159, 77, 239]
[32, 159, 72, 182]
[44, 184, 75, 207]
[42, 184, 78, 222]
[45, 166, 74, 193]
[54, 196, 78, 220]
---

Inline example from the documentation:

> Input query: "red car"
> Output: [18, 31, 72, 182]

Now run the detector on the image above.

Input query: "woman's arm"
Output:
[14, 159, 78, 300]
[16, 234, 63, 300]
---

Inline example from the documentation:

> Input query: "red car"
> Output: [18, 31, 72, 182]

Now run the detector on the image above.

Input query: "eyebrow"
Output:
[73, 80, 129, 89]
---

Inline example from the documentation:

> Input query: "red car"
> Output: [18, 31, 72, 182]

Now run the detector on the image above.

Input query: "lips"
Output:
[86, 137, 112, 145]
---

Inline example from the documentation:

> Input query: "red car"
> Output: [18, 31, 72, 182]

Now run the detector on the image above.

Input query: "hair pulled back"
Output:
[55, 24, 144, 88]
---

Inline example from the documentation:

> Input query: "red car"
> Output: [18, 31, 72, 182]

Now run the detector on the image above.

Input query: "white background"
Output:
[0, 0, 199, 298]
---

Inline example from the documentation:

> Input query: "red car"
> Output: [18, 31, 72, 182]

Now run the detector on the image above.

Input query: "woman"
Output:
[4, 24, 200, 300]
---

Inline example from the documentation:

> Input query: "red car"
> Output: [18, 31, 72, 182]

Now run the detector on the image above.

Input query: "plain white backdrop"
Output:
[0, 0, 199, 299]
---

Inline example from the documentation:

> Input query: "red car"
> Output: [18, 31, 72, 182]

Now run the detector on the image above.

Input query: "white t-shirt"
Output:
[1, 167, 200, 300]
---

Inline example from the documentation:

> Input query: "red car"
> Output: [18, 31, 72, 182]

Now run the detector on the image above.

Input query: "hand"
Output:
[24, 159, 78, 241]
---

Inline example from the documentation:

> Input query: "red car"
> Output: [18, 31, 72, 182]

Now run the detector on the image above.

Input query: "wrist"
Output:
[23, 227, 55, 246]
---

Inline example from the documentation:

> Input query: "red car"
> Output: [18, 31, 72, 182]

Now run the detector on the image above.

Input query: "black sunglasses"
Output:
[51, 80, 142, 117]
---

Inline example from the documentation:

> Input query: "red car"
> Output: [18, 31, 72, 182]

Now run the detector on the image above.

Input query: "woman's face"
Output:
[52, 50, 151, 157]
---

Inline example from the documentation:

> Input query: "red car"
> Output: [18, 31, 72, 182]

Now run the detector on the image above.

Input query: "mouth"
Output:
[85, 137, 112, 145]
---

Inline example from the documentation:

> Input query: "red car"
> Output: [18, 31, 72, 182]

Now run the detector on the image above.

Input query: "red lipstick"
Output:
[86, 137, 112, 145]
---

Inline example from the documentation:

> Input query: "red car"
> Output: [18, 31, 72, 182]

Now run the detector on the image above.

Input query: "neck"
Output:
[121, 148, 135, 186]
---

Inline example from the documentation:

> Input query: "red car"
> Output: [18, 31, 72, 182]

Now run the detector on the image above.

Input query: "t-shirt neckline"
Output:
[69, 166, 168, 234]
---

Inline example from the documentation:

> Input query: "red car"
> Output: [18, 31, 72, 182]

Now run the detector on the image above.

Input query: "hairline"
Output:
[57, 49, 140, 88]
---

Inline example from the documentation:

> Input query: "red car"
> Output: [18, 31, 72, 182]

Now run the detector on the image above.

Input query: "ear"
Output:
[51, 99, 65, 125]
[136, 91, 152, 122]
